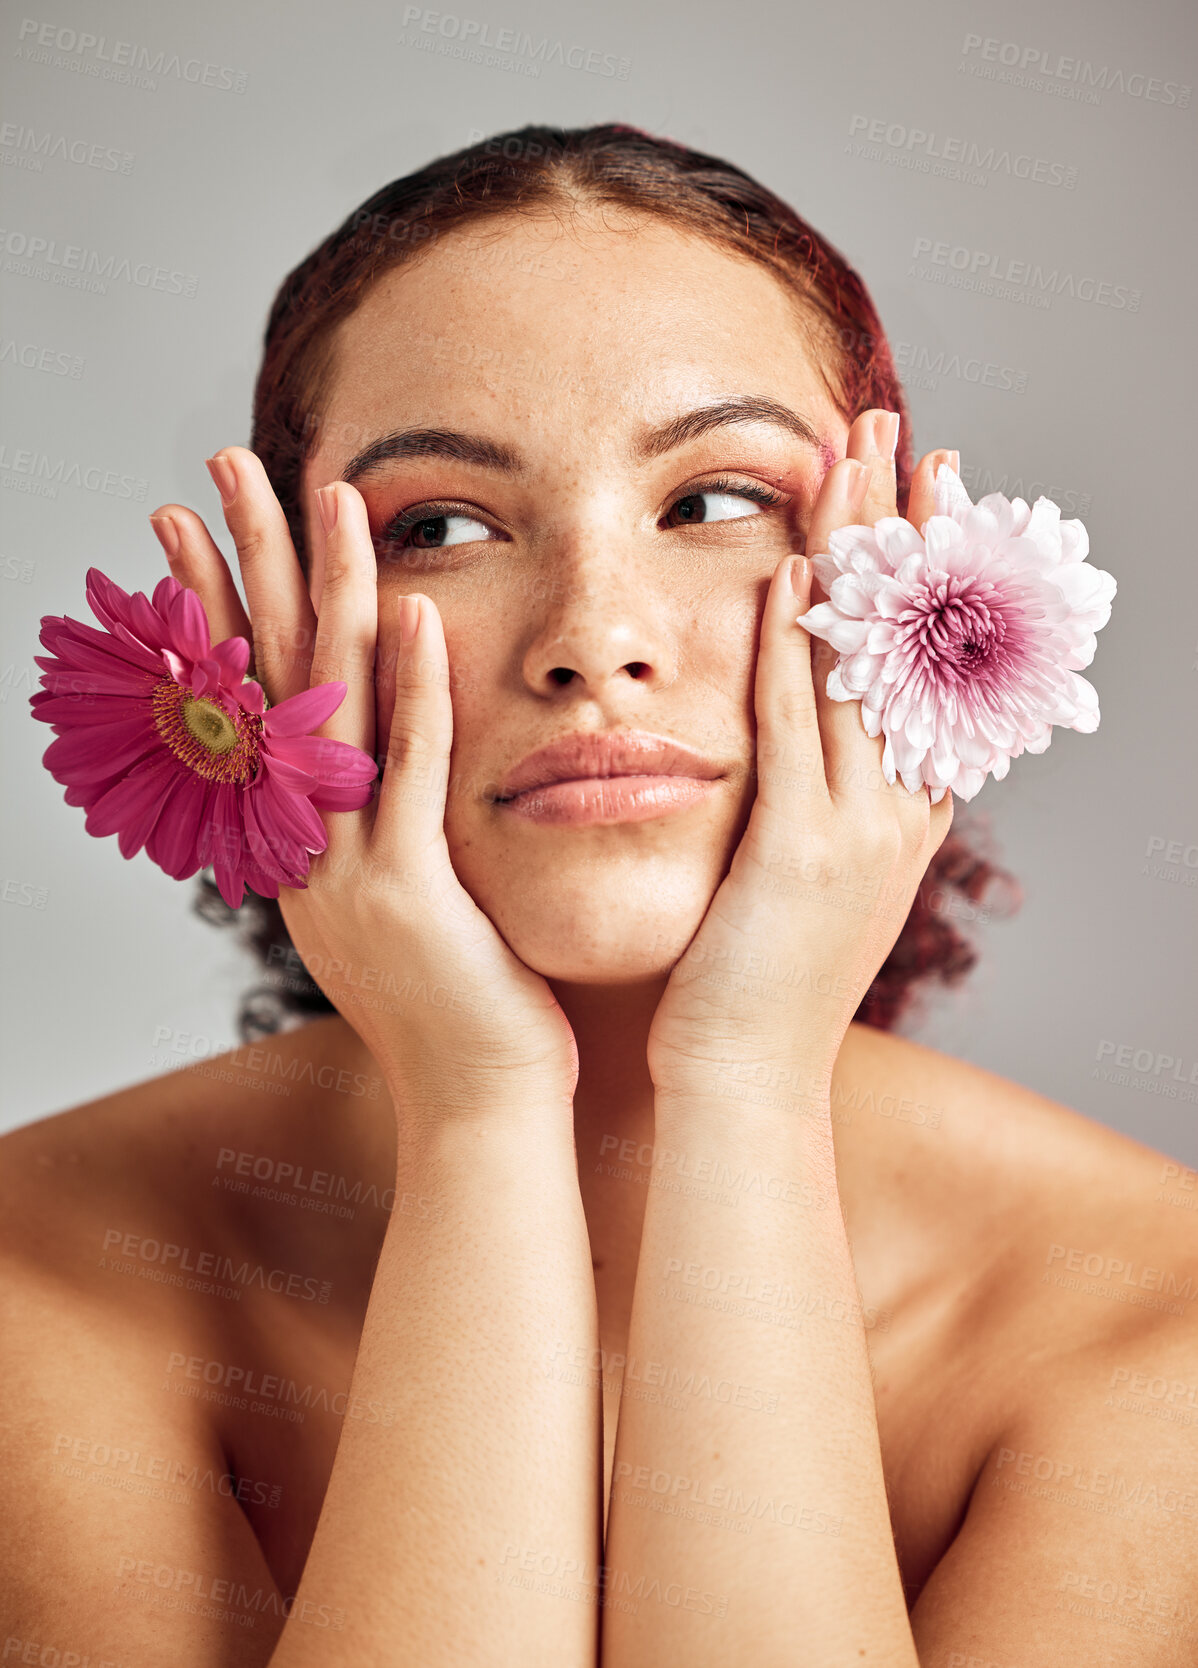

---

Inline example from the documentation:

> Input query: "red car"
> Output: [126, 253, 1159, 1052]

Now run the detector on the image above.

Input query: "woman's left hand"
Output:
[647, 408, 957, 1099]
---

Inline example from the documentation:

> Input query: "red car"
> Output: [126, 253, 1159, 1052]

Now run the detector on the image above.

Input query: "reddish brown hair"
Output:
[199, 122, 1021, 1038]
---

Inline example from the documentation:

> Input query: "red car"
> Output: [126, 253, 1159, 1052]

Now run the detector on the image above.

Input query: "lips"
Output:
[494, 730, 724, 802]
[492, 730, 725, 828]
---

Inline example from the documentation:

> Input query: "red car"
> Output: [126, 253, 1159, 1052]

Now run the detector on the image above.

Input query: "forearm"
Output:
[601, 1078, 917, 1668]
[270, 1094, 601, 1666]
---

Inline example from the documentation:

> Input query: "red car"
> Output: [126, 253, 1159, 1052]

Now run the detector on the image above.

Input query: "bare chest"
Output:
[587, 1289, 994, 1605]
[216, 1199, 1008, 1609]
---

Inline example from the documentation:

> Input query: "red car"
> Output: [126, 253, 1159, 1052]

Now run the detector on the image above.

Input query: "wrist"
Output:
[651, 1050, 835, 1120]
[387, 1072, 577, 1140]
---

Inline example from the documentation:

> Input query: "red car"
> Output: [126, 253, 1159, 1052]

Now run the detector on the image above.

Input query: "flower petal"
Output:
[43, 721, 162, 785]
[166, 586, 212, 663]
[263, 681, 348, 738]
[145, 775, 210, 879]
[84, 757, 177, 850]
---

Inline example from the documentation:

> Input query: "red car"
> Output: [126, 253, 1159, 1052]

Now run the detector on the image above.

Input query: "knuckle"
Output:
[234, 522, 269, 568]
[863, 816, 903, 864]
[771, 686, 816, 732]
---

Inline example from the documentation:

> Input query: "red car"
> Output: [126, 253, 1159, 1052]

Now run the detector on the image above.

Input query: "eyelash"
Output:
[377, 474, 788, 549]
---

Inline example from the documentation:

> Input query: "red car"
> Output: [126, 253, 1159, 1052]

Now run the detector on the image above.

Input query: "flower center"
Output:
[152, 681, 262, 785]
[902, 575, 1011, 691]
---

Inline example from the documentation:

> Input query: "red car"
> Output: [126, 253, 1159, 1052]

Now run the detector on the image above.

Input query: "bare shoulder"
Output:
[0, 1049, 304, 1660]
[837, 1018, 1196, 1321]
[836, 1023, 1198, 1618]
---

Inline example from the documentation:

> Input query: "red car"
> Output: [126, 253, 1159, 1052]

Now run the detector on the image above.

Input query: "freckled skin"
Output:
[304, 211, 849, 983]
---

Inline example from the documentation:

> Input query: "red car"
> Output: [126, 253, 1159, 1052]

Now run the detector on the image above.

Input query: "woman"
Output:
[3, 124, 1193, 1665]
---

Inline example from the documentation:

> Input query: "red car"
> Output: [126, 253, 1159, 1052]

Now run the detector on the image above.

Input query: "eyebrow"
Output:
[338, 395, 825, 485]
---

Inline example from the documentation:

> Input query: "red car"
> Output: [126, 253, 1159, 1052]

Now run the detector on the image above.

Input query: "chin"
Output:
[459, 848, 722, 984]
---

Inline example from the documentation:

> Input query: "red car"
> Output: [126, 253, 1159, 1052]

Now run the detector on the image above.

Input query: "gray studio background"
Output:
[2, 0, 1194, 1160]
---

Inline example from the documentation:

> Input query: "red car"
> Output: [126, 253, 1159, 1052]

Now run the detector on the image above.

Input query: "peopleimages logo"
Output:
[848, 114, 1077, 190]
[14, 18, 249, 93]
[0, 122, 134, 174]
[0, 228, 198, 298]
[398, 7, 631, 79]
[909, 236, 1140, 312]
[958, 33, 1191, 108]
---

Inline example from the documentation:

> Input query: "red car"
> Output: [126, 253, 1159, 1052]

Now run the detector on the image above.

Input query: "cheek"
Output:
[679, 581, 766, 750]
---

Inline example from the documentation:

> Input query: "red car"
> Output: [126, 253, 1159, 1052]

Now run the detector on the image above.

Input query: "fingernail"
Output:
[400, 595, 421, 644]
[149, 514, 180, 561]
[874, 412, 900, 461]
[316, 483, 339, 536]
[788, 555, 809, 597]
[206, 454, 238, 506]
[949, 449, 960, 474]
[846, 459, 872, 503]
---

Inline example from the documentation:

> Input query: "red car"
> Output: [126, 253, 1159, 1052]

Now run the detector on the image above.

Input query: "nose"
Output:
[520, 566, 678, 697]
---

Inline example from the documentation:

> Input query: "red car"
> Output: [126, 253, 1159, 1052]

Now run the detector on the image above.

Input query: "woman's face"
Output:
[304, 209, 851, 984]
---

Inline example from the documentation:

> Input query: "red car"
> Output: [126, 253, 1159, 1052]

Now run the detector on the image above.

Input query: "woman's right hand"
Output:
[149, 447, 580, 1120]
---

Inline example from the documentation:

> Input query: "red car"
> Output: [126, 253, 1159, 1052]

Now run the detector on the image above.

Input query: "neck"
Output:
[549, 977, 665, 1283]
[318, 979, 667, 1277]
[550, 976, 665, 1154]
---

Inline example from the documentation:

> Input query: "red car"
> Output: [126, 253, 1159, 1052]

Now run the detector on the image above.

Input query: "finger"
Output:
[930, 785, 954, 844]
[906, 448, 960, 537]
[799, 457, 888, 801]
[148, 505, 252, 649]
[371, 591, 454, 864]
[803, 454, 872, 602]
[306, 481, 377, 759]
[756, 458, 867, 815]
[846, 408, 900, 527]
[204, 446, 316, 706]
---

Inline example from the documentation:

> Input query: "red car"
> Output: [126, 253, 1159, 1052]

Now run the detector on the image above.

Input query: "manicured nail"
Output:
[949, 449, 960, 473]
[206, 454, 238, 506]
[316, 484, 339, 536]
[400, 595, 421, 644]
[788, 555, 809, 597]
[846, 458, 872, 503]
[874, 412, 900, 461]
[149, 514, 180, 561]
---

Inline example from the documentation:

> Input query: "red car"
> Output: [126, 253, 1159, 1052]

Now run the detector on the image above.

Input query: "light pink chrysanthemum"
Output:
[30, 567, 377, 908]
[794, 464, 1116, 803]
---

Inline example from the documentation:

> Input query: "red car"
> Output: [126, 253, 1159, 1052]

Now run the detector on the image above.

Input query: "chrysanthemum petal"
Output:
[799, 464, 1112, 802]
[931, 464, 974, 519]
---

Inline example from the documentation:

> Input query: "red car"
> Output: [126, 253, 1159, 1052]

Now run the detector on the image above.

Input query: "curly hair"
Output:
[195, 121, 1022, 1041]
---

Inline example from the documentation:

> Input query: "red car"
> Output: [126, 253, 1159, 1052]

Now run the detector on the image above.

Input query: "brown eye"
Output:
[380, 507, 496, 549]
[663, 480, 784, 527]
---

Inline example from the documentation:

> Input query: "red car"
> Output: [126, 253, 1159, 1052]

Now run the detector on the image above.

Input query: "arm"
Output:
[604, 416, 955, 1665]
[271, 1094, 601, 1665]
[146, 454, 601, 1661]
[0, 1094, 599, 1668]
[601, 1083, 910, 1666]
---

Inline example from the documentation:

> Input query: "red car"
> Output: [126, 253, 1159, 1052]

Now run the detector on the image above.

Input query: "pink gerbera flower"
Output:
[30, 567, 377, 908]
[794, 464, 1117, 802]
